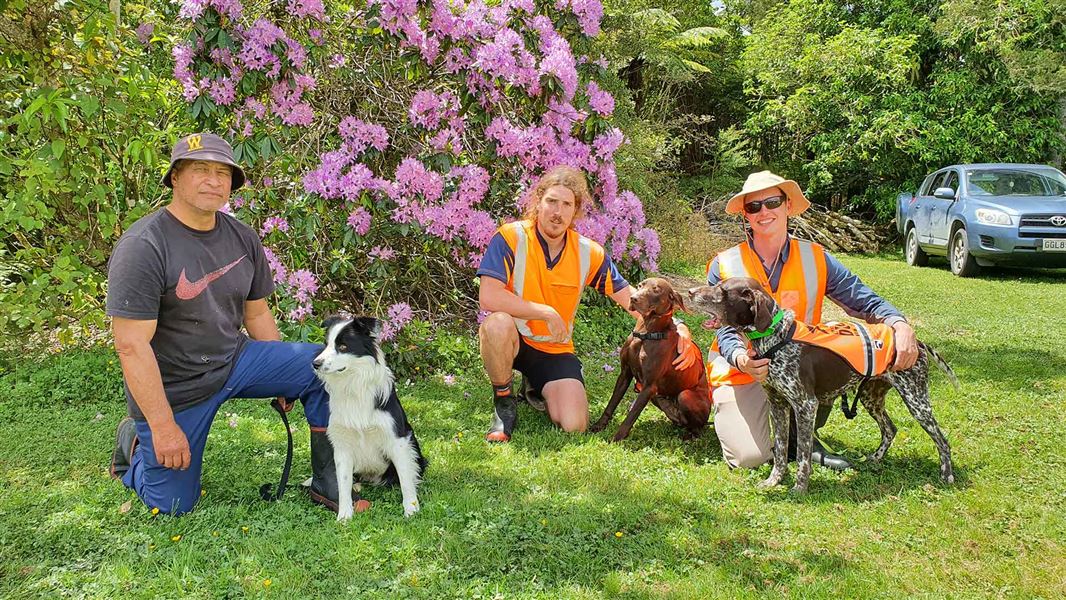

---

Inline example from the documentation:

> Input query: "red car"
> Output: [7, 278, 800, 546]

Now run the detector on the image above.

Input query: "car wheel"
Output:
[905, 227, 928, 267]
[950, 227, 980, 277]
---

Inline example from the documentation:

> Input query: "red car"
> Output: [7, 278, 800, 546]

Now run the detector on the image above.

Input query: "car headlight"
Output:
[975, 209, 1013, 226]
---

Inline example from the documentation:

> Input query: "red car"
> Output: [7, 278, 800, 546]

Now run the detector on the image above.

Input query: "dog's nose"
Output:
[312, 358, 324, 370]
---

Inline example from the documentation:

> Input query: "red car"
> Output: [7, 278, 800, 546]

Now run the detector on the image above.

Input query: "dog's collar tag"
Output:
[746, 310, 784, 340]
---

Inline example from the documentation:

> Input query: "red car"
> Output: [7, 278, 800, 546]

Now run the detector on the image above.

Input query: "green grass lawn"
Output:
[1, 255, 1064, 599]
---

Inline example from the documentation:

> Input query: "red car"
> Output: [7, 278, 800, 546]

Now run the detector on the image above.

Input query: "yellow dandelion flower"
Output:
[200, 489, 206, 496]
[242, 526, 249, 532]
[171, 535, 181, 542]
[212, 531, 219, 537]
[615, 531, 623, 538]
[264, 579, 272, 587]
[540, 519, 547, 526]
[151, 507, 160, 515]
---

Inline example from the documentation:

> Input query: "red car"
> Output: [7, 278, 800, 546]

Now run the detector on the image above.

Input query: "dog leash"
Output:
[840, 377, 870, 420]
[753, 321, 796, 360]
[259, 398, 294, 502]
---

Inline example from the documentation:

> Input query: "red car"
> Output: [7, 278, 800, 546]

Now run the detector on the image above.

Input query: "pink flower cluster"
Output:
[586, 81, 614, 116]
[339, 118, 390, 154]
[287, 0, 325, 21]
[409, 90, 464, 154]
[179, 0, 243, 22]
[303, 120, 393, 200]
[261, 216, 290, 236]
[286, 269, 319, 320]
[174, 6, 319, 132]
[264, 243, 320, 321]
[347, 207, 372, 235]
[380, 302, 414, 341]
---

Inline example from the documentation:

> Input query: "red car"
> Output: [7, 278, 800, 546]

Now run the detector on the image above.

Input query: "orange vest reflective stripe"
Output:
[792, 321, 896, 377]
[500, 220, 602, 354]
[707, 239, 829, 387]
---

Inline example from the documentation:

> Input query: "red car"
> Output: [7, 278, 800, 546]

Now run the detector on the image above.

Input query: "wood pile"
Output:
[788, 204, 888, 254]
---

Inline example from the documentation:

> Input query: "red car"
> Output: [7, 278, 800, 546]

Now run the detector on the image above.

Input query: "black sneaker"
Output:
[109, 417, 137, 480]
[516, 376, 546, 413]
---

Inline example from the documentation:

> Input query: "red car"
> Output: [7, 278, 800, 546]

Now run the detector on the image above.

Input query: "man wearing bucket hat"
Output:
[105, 133, 353, 515]
[702, 171, 918, 470]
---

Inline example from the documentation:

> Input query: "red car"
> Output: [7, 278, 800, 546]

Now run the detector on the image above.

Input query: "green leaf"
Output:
[258, 136, 272, 161]
[24, 96, 48, 120]
[51, 139, 65, 159]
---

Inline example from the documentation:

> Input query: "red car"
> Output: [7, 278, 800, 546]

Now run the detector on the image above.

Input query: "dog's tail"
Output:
[921, 342, 960, 391]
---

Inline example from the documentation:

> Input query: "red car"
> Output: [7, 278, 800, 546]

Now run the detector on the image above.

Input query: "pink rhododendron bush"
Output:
[172, 0, 659, 335]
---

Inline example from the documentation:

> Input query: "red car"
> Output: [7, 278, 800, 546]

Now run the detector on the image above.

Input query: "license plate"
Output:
[1043, 239, 1066, 252]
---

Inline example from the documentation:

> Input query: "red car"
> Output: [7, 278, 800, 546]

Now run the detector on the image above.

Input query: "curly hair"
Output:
[521, 166, 593, 227]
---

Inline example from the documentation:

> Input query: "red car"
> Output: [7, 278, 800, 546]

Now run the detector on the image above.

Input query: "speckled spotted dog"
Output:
[689, 277, 957, 493]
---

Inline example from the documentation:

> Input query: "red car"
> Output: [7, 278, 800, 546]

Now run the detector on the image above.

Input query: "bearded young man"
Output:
[475, 166, 700, 442]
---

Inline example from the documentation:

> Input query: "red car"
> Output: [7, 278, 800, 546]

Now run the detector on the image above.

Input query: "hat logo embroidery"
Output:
[186, 135, 203, 151]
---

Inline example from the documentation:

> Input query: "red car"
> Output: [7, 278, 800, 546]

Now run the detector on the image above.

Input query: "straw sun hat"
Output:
[725, 170, 811, 216]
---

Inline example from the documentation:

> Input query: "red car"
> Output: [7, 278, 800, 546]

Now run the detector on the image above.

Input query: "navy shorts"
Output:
[513, 337, 584, 395]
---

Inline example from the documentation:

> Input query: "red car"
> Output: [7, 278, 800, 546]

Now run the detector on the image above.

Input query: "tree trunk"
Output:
[109, 0, 121, 23]
[1054, 95, 1066, 169]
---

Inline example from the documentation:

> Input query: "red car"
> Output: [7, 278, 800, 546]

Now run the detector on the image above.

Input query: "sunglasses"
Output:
[743, 195, 787, 214]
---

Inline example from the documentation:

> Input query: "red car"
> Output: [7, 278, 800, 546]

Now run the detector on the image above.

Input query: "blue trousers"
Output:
[121, 341, 329, 515]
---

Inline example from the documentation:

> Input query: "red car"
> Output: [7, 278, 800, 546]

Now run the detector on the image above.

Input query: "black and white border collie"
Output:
[312, 316, 427, 520]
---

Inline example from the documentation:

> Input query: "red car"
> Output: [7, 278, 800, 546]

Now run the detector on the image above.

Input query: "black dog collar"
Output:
[632, 330, 669, 340]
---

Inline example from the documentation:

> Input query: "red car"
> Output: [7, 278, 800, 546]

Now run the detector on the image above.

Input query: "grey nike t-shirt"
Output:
[106, 208, 275, 419]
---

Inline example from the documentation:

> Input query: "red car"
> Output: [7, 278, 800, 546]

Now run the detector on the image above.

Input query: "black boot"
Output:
[109, 417, 137, 480]
[788, 405, 852, 471]
[485, 394, 518, 442]
[308, 429, 368, 513]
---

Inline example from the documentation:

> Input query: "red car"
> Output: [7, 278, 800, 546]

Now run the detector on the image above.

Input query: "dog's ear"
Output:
[750, 288, 775, 331]
[670, 288, 686, 313]
[354, 316, 382, 338]
[321, 315, 347, 333]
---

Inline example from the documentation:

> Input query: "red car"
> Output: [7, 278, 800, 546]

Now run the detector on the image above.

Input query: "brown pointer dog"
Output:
[688, 277, 956, 493]
[589, 278, 711, 442]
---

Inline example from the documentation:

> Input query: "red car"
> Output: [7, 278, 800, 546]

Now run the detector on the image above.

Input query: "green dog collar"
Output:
[746, 310, 784, 340]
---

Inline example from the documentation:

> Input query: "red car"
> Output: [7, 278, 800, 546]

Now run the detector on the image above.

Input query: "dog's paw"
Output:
[403, 501, 420, 518]
[789, 483, 809, 495]
[336, 508, 353, 523]
[757, 474, 784, 490]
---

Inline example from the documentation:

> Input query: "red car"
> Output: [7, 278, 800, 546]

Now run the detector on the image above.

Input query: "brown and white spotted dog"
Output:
[688, 277, 957, 493]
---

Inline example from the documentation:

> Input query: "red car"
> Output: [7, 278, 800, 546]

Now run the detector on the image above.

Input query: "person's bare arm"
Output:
[112, 317, 190, 470]
[244, 298, 281, 341]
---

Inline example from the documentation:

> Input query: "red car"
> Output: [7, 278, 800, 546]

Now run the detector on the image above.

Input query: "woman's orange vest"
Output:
[706, 239, 829, 387]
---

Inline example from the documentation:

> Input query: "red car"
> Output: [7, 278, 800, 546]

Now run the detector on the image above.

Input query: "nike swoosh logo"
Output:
[175, 255, 247, 300]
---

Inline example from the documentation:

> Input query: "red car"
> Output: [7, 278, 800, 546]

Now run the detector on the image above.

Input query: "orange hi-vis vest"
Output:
[706, 239, 829, 387]
[791, 320, 896, 378]
[499, 219, 606, 354]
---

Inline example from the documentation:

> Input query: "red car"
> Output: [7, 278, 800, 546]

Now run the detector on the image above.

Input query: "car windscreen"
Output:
[966, 168, 1066, 197]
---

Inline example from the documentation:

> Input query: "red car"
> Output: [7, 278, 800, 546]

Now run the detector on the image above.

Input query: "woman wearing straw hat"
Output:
[703, 171, 919, 470]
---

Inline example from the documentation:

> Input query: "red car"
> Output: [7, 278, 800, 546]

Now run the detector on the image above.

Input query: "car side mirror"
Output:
[933, 187, 956, 200]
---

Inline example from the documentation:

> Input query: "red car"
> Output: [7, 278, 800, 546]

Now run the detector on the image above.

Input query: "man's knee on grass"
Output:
[544, 379, 589, 433]
[478, 312, 519, 346]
